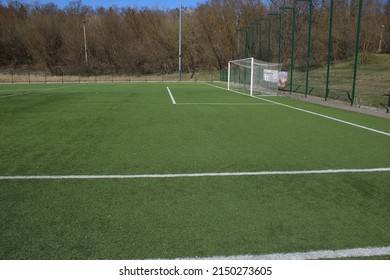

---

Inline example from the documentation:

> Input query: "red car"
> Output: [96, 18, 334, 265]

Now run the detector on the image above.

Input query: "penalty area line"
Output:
[203, 83, 390, 138]
[166, 86, 176, 104]
[1, 167, 390, 180]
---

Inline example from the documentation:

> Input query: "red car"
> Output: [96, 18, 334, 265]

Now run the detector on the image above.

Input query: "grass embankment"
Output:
[291, 54, 390, 108]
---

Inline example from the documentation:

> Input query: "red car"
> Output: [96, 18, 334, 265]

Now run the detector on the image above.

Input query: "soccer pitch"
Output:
[0, 82, 389, 260]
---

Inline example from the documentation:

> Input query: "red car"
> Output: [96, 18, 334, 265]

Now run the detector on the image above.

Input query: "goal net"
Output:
[228, 57, 282, 96]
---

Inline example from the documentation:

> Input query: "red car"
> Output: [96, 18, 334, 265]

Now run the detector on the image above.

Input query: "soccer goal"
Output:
[228, 57, 282, 96]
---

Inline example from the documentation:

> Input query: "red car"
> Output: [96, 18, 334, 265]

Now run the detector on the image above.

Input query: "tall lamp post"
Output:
[378, 24, 385, 53]
[83, 21, 88, 67]
[280, 6, 296, 95]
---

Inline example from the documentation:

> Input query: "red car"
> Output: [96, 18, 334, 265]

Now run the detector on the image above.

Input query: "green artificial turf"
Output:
[0, 82, 389, 259]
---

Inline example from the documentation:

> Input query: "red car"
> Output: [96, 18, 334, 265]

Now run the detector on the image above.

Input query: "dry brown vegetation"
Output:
[0, 0, 389, 76]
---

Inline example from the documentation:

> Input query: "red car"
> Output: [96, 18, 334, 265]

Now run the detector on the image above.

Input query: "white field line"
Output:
[166, 86, 176, 104]
[177, 102, 276, 106]
[0, 91, 34, 99]
[180, 246, 390, 260]
[0, 84, 85, 99]
[204, 83, 390, 137]
[1, 167, 390, 180]
[168, 84, 274, 106]
[0, 88, 44, 93]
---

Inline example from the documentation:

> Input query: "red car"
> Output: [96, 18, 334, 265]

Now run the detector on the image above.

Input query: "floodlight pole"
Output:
[83, 21, 88, 67]
[297, 0, 312, 97]
[178, 0, 182, 82]
[280, 6, 296, 95]
[351, 0, 363, 106]
[268, 13, 282, 64]
[378, 24, 385, 53]
[325, 0, 334, 101]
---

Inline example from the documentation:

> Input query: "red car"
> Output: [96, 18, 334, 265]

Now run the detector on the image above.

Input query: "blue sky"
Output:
[12, 0, 207, 10]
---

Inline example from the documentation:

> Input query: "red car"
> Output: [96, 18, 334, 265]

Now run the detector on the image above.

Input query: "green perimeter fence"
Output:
[221, 54, 390, 112]
[0, 69, 220, 84]
[1, 64, 388, 112]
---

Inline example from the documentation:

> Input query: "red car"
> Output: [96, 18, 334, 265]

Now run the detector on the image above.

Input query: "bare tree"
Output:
[0, 0, 388, 74]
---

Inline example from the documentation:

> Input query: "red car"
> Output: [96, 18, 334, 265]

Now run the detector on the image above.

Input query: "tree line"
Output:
[0, 0, 388, 75]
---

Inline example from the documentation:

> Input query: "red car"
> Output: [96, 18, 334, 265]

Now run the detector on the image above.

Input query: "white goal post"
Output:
[228, 57, 283, 96]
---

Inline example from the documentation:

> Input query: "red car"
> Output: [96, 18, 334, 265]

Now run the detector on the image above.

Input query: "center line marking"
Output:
[1, 167, 390, 180]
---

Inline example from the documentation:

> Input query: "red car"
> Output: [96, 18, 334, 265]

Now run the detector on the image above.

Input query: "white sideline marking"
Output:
[1, 167, 390, 180]
[181, 246, 390, 260]
[177, 102, 276, 106]
[166, 87, 176, 104]
[0, 84, 85, 99]
[204, 83, 390, 137]
[0, 92, 34, 99]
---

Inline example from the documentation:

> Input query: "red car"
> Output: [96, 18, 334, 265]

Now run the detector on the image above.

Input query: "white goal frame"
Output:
[227, 57, 282, 96]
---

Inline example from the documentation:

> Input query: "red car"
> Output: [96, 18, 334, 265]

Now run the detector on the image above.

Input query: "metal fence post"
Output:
[325, 0, 334, 101]
[351, 0, 363, 106]
[298, 0, 313, 97]
[280, 6, 296, 95]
